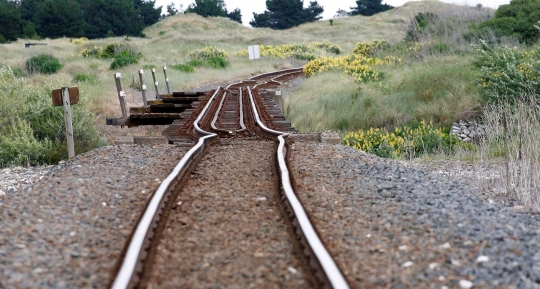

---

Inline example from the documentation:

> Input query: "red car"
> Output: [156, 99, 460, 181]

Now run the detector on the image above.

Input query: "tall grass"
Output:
[285, 55, 481, 132]
[476, 97, 540, 210]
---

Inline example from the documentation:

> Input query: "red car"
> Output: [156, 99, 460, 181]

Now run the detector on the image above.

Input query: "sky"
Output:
[154, 0, 511, 26]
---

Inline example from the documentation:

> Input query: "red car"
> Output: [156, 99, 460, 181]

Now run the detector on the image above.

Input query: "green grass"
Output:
[285, 55, 481, 132]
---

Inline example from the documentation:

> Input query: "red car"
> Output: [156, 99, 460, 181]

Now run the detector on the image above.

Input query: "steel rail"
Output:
[247, 87, 350, 289]
[110, 88, 221, 289]
[237, 89, 247, 133]
[249, 67, 304, 81]
[210, 91, 233, 135]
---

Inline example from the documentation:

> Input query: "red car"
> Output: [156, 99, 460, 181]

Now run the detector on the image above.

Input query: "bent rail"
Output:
[247, 87, 350, 289]
[110, 89, 221, 289]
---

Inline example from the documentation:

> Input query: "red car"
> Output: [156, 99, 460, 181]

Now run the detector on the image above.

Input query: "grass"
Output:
[285, 55, 481, 132]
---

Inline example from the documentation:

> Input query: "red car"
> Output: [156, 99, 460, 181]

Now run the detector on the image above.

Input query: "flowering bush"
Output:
[343, 121, 465, 158]
[303, 54, 400, 83]
[70, 37, 88, 44]
[235, 42, 342, 60]
[189, 46, 228, 59]
[352, 40, 390, 57]
[474, 40, 540, 105]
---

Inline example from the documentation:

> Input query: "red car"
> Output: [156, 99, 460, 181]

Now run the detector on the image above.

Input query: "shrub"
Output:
[70, 37, 88, 44]
[343, 120, 468, 159]
[206, 56, 229, 68]
[0, 67, 105, 167]
[159, 31, 166, 36]
[0, 118, 51, 166]
[474, 41, 540, 105]
[189, 46, 228, 59]
[186, 59, 204, 67]
[352, 40, 390, 57]
[74, 73, 97, 83]
[170, 64, 195, 72]
[25, 54, 62, 74]
[110, 50, 142, 70]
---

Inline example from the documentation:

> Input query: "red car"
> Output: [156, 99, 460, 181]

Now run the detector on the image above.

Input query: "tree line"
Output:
[0, 0, 397, 43]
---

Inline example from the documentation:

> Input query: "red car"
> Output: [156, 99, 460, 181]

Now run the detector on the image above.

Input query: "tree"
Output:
[134, 0, 162, 26]
[166, 2, 179, 16]
[185, 0, 227, 18]
[34, 0, 85, 38]
[334, 8, 349, 18]
[186, 0, 243, 23]
[0, 0, 21, 42]
[350, 0, 393, 16]
[227, 8, 242, 24]
[80, 0, 145, 39]
[477, 0, 540, 44]
[250, 0, 324, 30]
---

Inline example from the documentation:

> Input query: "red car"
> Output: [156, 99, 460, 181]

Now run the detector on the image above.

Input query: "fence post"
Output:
[151, 68, 160, 99]
[163, 66, 171, 95]
[61, 87, 75, 158]
[114, 73, 127, 118]
[139, 69, 148, 106]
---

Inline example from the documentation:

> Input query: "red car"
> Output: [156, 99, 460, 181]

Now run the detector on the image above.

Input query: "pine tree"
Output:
[34, 0, 85, 38]
[0, 0, 20, 43]
[185, 0, 227, 18]
[80, 0, 145, 39]
[134, 0, 162, 26]
[250, 0, 323, 30]
[350, 0, 393, 16]
[227, 8, 242, 24]
[166, 2, 179, 16]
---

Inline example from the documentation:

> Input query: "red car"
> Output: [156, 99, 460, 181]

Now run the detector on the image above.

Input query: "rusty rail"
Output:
[110, 88, 221, 289]
[248, 87, 350, 289]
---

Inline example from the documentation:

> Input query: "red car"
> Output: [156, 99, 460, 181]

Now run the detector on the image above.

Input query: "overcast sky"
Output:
[154, 0, 511, 26]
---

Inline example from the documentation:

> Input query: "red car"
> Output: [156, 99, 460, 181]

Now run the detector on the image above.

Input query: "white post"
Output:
[61, 87, 75, 158]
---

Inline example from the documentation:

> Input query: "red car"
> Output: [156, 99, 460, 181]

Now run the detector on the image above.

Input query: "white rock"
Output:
[154, 178, 161, 183]
[459, 280, 473, 289]
[398, 245, 407, 251]
[0, 190, 5, 196]
[257, 197, 267, 201]
[439, 276, 446, 281]
[177, 201, 182, 206]
[288, 266, 298, 274]
[402, 261, 414, 267]
[366, 234, 371, 238]
[463, 137, 472, 142]
[476, 255, 489, 263]
[442, 286, 448, 289]
[102, 202, 107, 206]
[441, 242, 451, 249]
[428, 263, 439, 270]
[69, 231, 76, 237]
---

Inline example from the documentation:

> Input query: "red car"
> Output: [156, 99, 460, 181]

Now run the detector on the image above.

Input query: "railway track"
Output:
[109, 68, 348, 288]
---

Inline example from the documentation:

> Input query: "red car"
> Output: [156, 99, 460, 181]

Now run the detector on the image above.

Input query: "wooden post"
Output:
[114, 73, 127, 117]
[139, 69, 147, 106]
[151, 68, 160, 99]
[163, 66, 171, 95]
[61, 87, 75, 158]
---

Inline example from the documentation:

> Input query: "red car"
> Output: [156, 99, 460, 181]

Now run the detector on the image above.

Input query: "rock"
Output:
[0, 190, 5, 197]
[257, 197, 267, 201]
[402, 261, 413, 267]
[476, 255, 489, 263]
[463, 137, 472, 142]
[459, 280, 474, 289]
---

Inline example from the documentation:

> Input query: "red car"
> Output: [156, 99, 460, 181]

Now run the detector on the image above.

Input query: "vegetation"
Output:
[350, 0, 393, 16]
[0, 0, 162, 40]
[250, 0, 323, 29]
[0, 67, 105, 166]
[25, 54, 62, 74]
[185, 0, 242, 24]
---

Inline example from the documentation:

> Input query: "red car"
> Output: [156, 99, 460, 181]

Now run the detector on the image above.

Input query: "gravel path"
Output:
[0, 144, 189, 289]
[289, 142, 540, 288]
[145, 140, 309, 288]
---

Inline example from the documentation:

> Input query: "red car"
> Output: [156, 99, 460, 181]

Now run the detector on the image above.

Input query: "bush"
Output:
[170, 64, 195, 72]
[110, 50, 141, 70]
[0, 118, 51, 166]
[206, 56, 229, 69]
[25, 54, 62, 74]
[0, 67, 105, 167]
[474, 41, 540, 105]
[74, 73, 97, 84]
[189, 46, 228, 59]
[343, 120, 468, 159]
[186, 59, 204, 67]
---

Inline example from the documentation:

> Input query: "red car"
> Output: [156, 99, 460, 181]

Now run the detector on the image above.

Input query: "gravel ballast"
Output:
[146, 140, 309, 288]
[289, 142, 540, 288]
[0, 144, 189, 289]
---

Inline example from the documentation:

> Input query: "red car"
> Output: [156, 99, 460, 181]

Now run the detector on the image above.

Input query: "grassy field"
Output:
[0, 0, 494, 155]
